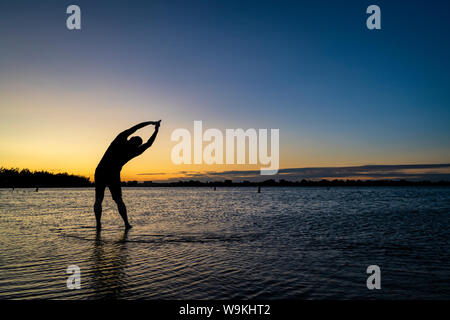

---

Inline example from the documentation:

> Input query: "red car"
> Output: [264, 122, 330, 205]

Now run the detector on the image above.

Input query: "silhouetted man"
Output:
[94, 121, 161, 229]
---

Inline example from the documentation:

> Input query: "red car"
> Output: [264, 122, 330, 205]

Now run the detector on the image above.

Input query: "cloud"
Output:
[137, 172, 168, 176]
[140, 164, 450, 182]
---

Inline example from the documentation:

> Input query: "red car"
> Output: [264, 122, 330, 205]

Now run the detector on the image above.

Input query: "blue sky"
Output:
[1, 0, 449, 180]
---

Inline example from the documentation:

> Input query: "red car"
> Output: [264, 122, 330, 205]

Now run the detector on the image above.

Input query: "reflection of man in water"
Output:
[94, 121, 161, 230]
[92, 229, 129, 298]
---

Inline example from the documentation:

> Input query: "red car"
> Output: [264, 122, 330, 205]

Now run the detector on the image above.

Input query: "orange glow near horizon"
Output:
[1, 76, 449, 182]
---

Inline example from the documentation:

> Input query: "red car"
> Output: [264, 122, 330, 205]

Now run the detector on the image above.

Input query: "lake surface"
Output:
[0, 187, 449, 299]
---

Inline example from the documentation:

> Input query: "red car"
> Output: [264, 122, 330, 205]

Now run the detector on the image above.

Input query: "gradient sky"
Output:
[1, 0, 449, 181]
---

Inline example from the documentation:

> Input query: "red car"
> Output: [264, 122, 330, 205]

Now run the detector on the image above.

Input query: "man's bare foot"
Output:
[125, 224, 132, 230]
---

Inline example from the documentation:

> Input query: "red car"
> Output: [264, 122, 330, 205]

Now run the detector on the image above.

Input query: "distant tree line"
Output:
[2, 168, 449, 188]
[0, 168, 92, 188]
[123, 178, 450, 187]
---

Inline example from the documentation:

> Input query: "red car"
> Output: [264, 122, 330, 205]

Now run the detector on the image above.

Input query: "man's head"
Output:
[129, 136, 143, 147]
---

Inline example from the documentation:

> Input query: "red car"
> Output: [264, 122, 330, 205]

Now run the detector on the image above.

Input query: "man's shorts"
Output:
[94, 166, 122, 200]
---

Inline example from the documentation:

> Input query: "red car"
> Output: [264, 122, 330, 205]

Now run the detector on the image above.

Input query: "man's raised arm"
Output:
[133, 121, 161, 157]
[115, 121, 157, 141]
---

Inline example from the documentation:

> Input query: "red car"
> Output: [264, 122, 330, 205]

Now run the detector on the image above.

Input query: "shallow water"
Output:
[0, 187, 449, 299]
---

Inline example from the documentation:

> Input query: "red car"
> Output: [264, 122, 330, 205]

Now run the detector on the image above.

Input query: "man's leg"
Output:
[109, 182, 132, 229]
[94, 182, 105, 229]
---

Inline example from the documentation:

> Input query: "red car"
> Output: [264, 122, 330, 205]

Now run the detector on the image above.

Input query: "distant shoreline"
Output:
[2, 180, 450, 188]
[120, 180, 450, 187]
[2, 168, 450, 188]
